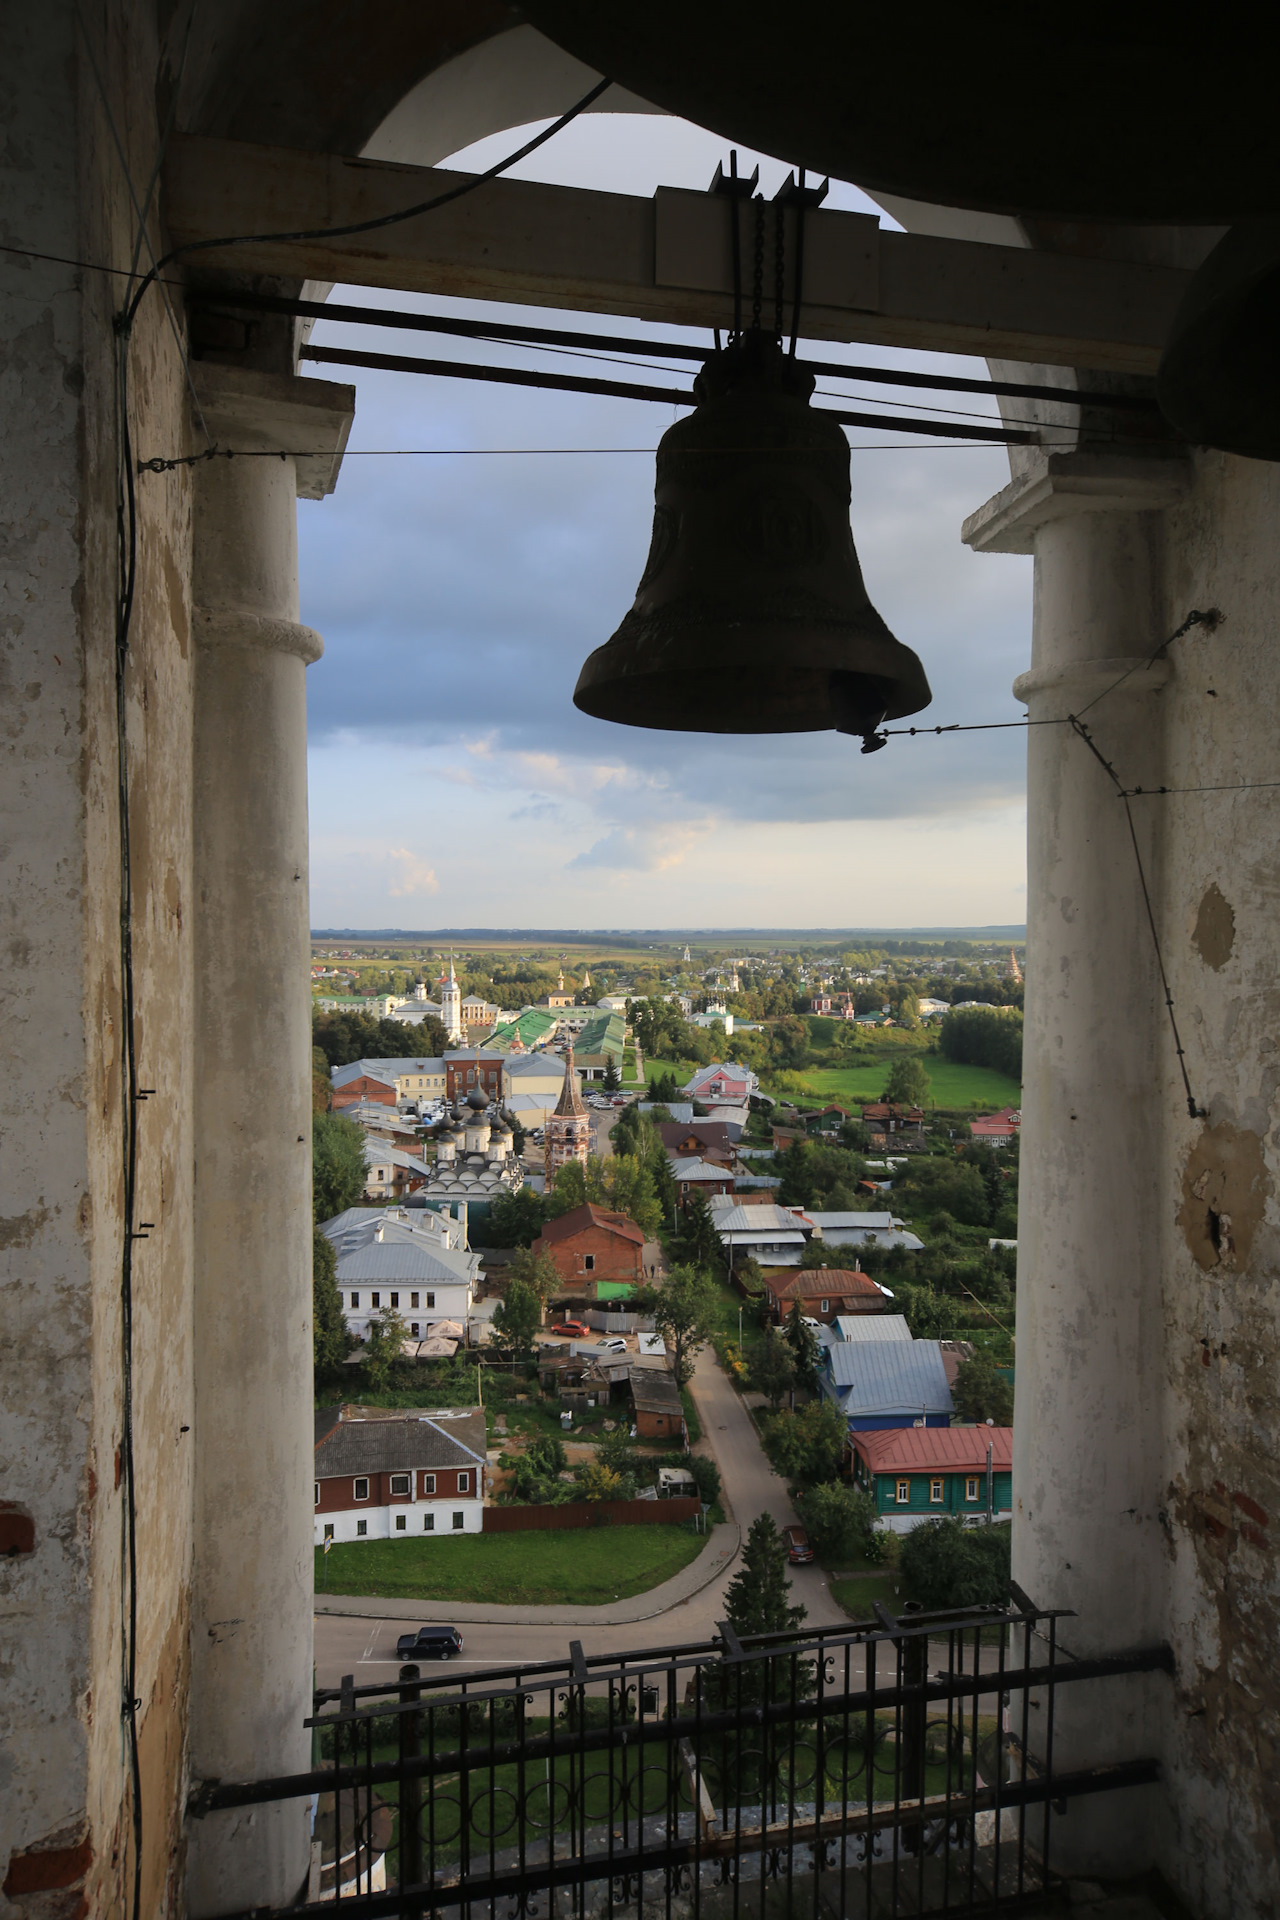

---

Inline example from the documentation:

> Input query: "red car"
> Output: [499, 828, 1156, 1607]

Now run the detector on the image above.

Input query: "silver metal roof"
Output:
[824, 1340, 953, 1417]
[833, 1313, 913, 1343]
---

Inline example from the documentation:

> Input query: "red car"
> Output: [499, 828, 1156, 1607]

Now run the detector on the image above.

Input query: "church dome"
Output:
[466, 1088, 489, 1112]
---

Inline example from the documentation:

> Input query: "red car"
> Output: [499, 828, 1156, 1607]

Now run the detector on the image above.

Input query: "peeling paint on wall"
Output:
[1178, 1122, 1268, 1272]
[1192, 883, 1236, 971]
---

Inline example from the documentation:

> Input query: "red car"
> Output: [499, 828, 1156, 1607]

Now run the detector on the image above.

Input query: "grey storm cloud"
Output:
[299, 295, 1032, 832]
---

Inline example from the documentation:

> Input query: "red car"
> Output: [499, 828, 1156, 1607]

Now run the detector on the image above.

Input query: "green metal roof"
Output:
[575, 1010, 626, 1056]
[487, 1007, 558, 1050]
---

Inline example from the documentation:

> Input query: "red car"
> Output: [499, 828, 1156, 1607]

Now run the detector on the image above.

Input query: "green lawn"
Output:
[830, 1570, 907, 1620]
[783, 1060, 1021, 1111]
[315, 1523, 709, 1604]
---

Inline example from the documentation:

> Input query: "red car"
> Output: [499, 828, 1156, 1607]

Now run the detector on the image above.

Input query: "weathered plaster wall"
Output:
[1, 10, 196, 1916]
[969, 440, 1280, 1913]
[1155, 451, 1280, 1917]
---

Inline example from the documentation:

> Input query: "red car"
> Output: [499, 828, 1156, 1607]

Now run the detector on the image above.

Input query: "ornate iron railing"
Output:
[191, 1588, 1171, 1919]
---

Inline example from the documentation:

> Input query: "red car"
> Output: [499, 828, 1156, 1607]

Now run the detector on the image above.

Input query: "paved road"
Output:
[315, 1342, 847, 1689]
[687, 1343, 845, 1627]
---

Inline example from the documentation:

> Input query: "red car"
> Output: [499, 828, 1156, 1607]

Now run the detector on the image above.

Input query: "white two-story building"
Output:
[319, 1207, 480, 1342]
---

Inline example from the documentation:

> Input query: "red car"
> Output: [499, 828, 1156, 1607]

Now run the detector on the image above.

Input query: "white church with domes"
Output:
[416, 1087, 525, 1209]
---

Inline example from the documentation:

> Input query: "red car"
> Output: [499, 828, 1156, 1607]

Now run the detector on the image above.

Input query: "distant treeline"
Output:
[939, 1006, 1023, 1081]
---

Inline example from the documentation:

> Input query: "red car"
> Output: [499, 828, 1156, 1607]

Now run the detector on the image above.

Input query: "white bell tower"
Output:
[440, 955, 462, 1044]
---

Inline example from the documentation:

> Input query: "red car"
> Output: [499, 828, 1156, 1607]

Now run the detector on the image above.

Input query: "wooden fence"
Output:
[482, 1495, 700, 1533]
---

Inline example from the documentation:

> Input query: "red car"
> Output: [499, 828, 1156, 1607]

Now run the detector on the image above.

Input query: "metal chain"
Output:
[774, 200, 786, 340]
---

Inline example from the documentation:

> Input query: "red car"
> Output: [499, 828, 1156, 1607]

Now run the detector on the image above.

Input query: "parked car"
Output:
[599, 1336, 628, 1353]
[396, 1627, 464, 1662]
[782, 1525, 814, 1565]
[552, 1319, 591, 1338]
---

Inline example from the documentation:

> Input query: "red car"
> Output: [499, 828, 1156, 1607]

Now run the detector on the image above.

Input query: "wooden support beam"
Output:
[165, 135, 1192, 373]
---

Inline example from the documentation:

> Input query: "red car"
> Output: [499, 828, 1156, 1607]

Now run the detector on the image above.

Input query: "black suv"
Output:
[396, 1627, 464, 1661]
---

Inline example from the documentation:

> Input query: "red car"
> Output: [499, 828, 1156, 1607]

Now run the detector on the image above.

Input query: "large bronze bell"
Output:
[1157, 224, 1280, 463]
[573, 332, 931, 742]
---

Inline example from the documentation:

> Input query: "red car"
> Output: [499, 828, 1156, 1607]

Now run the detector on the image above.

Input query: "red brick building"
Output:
[331, 1073, 398, 1110]
[763, 1268, 890, 1325]
[628, 1368, 685, 1442]
[445, 1051, 504, 1103]
[313, 1405, 486, 1543]
[532, 1202, 645, 1294]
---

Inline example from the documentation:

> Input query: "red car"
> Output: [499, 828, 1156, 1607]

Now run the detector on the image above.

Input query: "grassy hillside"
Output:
[788, 1060, 1021, 1110]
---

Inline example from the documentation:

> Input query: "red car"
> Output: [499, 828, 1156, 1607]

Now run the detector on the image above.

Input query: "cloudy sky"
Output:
[298, 113, 1033, 931]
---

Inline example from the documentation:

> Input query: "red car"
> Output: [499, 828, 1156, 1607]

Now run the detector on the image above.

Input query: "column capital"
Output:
[1013, 654, 1173, 711]
[194, 607, 324, 664]
[961, 449, 1191, 556]
[191, 362, 355, 500]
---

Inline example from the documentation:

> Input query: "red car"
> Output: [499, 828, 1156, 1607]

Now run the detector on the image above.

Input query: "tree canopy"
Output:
[760, 1399, 848, 1486]
[362, 1306, 407, 1389]
[545, 1152, 663, 1239]
[951, 1350, 1014, 1424]
[312, 1007, 448, 1069]
[881, 1055, 932, 1108]
[312, 1226, 350, 1377]
[775, 1139, 868, 1211]
[794, 1481, 879, 1565]
[939, 1006, 1023, 1080]
[481, 1186, 550, 1248]
[899, 1518, 1011, 1610]
[749, 1327, 797, 1409]
[505, 1245, 563, 1306]
[313, 1110, 366, 1222]
[492, 1275, 544, 1348]
[635, 1264, 719, 1384]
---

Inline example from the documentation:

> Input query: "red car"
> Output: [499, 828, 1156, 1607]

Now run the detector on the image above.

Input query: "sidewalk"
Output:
[315, 1516, 740, 1627]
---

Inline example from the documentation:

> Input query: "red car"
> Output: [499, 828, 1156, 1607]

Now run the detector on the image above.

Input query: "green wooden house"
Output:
[850, 1425, 1013, 1533]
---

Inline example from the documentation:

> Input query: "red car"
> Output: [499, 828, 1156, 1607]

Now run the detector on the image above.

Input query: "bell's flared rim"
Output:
[573, 604, 931, 734]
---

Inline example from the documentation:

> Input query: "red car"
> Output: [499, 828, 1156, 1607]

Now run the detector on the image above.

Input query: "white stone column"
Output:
[186, 365, 353, 1916]
[963, 451, 1189, 1873]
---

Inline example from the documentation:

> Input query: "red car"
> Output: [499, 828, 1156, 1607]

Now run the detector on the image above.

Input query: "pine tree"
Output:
[716, 1515, 810, 1718]
[723, 1514, 807, 1638]
[784, 1300, 822, 1389]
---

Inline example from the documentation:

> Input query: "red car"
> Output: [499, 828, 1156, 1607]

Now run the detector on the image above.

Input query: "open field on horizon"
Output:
[791, 1061, 1022, 1110]
[312, 927, 1027, 943]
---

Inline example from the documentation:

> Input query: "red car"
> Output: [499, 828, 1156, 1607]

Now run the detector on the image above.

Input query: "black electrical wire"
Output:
[881, 609, 1220, 1122]
[202, 288, 1157, 412]
[299, 341, 1039, 443]
[1122, 779, 1280, 798]
[96, 74, 612, 1920]
[73, 0, 188, 1904]
[121, 77, 612, 332]
[136, 441, 1034, 469]
[1067, 717, 1203, 1120]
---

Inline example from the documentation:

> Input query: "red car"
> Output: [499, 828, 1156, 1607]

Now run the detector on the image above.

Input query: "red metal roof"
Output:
[536, 1202, 645, 1247]
[766, 1269, 885, 1302]
[851, 1427, 1013, 1474]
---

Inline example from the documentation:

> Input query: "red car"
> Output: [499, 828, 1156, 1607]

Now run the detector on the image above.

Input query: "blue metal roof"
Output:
[822, 1341, 954, 1419]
